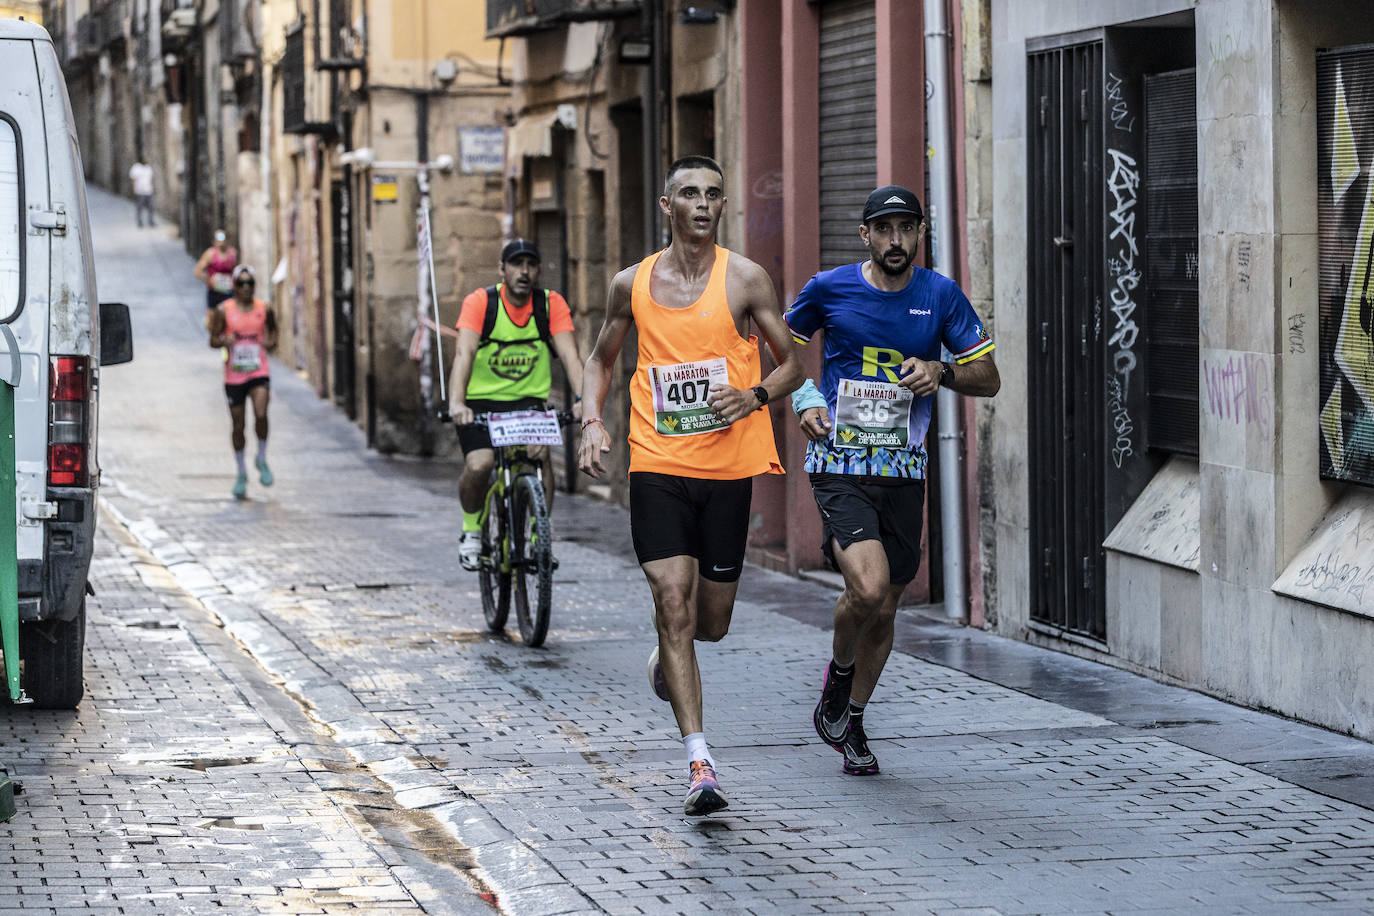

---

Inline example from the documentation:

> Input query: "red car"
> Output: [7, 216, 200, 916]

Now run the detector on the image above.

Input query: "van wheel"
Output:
[20, 601, 85, 709]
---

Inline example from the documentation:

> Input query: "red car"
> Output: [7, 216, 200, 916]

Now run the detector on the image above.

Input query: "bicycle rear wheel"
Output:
[512, 473, 553, 647]
[479, 484, 511, 631]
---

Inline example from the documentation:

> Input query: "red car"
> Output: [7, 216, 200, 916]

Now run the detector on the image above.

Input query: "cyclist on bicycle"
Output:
[449, 238, 583, 571]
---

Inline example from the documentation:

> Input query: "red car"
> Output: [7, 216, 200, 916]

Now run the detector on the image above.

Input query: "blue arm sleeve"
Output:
[790, 378, 827, 415]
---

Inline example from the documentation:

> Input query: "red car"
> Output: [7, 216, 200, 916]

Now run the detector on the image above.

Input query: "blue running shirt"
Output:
[785, 262, 994, 479]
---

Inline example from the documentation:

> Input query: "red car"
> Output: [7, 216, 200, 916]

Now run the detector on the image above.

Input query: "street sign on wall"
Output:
[372, 175, 398, 203]
[459, 126, 504, 174]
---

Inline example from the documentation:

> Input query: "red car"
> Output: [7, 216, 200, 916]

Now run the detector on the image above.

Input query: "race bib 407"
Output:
[649, 358, 731, 436]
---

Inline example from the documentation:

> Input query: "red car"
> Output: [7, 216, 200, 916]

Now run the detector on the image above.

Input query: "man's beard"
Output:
[872, 245, 913, 276]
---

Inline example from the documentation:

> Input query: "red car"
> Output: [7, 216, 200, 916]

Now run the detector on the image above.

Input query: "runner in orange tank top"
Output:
[579, 156, 803, 817]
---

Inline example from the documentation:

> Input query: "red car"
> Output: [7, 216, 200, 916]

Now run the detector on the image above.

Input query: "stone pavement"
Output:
[5, 186, 1374, 914]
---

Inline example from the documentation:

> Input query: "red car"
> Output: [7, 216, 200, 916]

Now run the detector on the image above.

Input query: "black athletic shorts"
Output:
[810, 472, 926, 585]
[629, 471, 752, 582]
[224, 376, 269, 408]
[456, 397, 547, 455]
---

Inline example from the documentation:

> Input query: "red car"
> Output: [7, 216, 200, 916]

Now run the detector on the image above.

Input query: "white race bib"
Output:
[648, 358, 730, 436]
[832, 378, 913, 449]
[488, 409, 563, 447]
[212, 273, 233, 293]
[230, 341, 262, 373]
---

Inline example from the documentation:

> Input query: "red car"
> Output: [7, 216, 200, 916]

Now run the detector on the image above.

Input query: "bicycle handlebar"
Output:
[466, 407, 575, 427]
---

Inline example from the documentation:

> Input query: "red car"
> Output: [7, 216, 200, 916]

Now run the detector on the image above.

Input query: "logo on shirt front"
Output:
[861, 345, 909, 383]
[910, 308, 932, 316]
[487, 341, 541, 381]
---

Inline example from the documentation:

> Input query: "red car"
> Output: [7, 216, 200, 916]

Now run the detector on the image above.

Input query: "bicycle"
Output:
[471, 408, 571, 647]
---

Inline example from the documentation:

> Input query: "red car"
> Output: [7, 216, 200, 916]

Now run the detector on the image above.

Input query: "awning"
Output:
[506, 111, 562, 163]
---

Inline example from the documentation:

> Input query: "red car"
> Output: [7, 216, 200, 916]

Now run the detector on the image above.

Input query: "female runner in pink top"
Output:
[208, 265, 278, 499]
[194, 229, 239, 311]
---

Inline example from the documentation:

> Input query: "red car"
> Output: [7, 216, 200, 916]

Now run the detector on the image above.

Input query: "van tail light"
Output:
[49, 356, 89, 487]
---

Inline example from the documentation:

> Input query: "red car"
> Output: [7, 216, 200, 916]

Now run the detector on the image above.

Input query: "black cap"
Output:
[500, 238, 541, 263]
[862, 185, 924, 223]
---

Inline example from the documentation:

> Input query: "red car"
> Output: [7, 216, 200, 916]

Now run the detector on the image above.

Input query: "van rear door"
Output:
[0, 34, 53, 570]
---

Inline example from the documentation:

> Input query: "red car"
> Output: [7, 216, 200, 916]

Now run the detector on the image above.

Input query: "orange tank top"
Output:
[627, 247, 783, 479]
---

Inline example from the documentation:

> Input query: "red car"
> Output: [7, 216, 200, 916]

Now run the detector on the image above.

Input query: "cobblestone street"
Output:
[4, 187, 1374, 913]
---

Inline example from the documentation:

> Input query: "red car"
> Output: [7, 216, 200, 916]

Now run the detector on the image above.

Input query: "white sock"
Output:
[234, 450, 246, 475]
[683, 732, 712, 768]
[256, 439, 268, 463]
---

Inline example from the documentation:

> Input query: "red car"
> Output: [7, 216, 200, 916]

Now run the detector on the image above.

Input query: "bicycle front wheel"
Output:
[512, 473, 553, 647]
[479, 484, 511, 632]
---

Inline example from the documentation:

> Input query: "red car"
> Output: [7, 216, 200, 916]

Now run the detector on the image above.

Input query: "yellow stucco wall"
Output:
[374, 0, 501, 88]
[0, 2, 42, 24]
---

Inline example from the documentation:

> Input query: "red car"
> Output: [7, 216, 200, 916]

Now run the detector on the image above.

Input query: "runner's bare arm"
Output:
[578, 267, 636, 478]
[193, 249, 212, 286]
[264, 309, 279, 350]
[549, 330, 584, 420]
[447, 327, 481, 425]
[207, 308, 226, 348]
[707, 256, 804, 423]
[897, 351, 1000, 398]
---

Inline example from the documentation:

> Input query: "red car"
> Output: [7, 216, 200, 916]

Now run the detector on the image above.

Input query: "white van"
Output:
[1, 18, 132, 708]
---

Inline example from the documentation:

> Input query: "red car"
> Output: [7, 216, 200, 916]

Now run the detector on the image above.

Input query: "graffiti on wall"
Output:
[1317, 49, 1374, 487]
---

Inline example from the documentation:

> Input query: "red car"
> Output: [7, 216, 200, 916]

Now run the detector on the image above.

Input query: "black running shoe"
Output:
[841, 719, 879, 776]
[812, 662, 852, 751]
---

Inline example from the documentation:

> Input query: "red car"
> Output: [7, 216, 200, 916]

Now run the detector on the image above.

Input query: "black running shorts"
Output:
[809, 472, 926, 585]
[456, 397, 547, 455]
[629, 472, 753, 582]
[224, 376, 269, 408]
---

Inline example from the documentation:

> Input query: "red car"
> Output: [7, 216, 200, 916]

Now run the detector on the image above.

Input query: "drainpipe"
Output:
[642, 0, 662, 254]
[924, 0, 966, 622]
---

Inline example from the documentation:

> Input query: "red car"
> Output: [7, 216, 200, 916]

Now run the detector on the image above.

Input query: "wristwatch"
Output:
[752, 385, 770, 408]
[939, 362, 954, 388]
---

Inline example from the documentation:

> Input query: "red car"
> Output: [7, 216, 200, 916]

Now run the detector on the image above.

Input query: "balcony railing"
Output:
[281, 22, 334, 135]
[486, 0, 641, 39]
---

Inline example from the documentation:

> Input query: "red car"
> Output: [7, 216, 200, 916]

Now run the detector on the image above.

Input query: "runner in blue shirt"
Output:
[785, 185, 1000, 776]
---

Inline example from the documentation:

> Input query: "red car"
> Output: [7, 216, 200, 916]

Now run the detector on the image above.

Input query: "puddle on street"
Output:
[312, 630, 485, 652]
[481, 654, 513, 673]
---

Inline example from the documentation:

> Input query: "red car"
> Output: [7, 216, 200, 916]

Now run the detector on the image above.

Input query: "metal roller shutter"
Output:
[1317, 45, 1374, 488]
[818, 0, 877, 270]
[1143, 69, 1199, 457]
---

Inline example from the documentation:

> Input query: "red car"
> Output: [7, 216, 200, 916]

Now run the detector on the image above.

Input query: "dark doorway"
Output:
[330, 178, 356, 416]
[1026, 40, 1108, 642]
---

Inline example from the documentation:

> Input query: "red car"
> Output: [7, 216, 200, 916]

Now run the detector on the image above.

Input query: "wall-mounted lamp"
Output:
[680, 6, 720, 24]
[433, 59, 457, 86]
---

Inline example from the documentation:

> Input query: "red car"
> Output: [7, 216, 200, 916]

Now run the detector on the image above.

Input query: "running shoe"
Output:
[841, 719, 880, 776]
[459, 530, 482, 571]
[647, 646, 670, 701]
[683, 760, 729, 816]
[813, 662, 853, 751]
[231, 472, 248, 500]
[256, 457, 274, 487]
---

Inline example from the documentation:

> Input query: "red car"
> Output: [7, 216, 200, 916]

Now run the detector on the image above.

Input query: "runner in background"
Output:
[194, 229, 239, 318]
[448, 239, 583, 571]
[208, 265, 278, 500]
